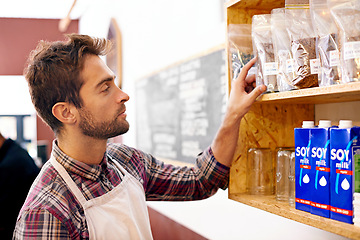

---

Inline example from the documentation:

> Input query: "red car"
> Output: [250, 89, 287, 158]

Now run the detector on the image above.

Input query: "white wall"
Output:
[0, 76, 35, 116]
[0, 76, 37, 159]
[79, 0, 226, 147]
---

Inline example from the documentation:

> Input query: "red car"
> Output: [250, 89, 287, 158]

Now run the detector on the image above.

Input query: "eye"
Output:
[101, 84, 110, 92]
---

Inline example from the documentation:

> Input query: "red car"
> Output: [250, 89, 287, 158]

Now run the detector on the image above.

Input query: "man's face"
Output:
[77, 54, 129, 139]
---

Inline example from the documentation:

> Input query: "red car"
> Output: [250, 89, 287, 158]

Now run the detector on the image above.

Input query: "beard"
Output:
[78, 107, 129, 139]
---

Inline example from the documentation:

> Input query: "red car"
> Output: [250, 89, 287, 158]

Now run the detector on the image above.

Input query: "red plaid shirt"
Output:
[13, 141, 229, 239]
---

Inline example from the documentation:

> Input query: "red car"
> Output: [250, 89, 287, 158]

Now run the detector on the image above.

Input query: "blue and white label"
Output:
[286, 59, 295, 73]
[264, 62, 278, 76]
[331, 149, 351, 164]
[329, 50, 340, 67]
[296, 146, 310, 158]
[344, 41, 360, 60]
[310, 59, 321, 74]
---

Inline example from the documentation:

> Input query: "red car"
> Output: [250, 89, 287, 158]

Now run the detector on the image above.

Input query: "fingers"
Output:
[244, 74, 256, 84]
[244, 74, 256, 90]
[243, 57, 257, 72]
[237, 57, 257, 81]
[248, 85, 267, 102]
[245, 85, 252, 93]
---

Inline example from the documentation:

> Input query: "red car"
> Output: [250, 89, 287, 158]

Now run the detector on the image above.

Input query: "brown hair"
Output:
[24, 34, 112, 135]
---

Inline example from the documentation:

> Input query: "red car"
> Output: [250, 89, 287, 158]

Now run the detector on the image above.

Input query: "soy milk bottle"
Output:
[353, 126, 360, 226]
[310, 120, 332, 218]
[330, 120, 354, 223]
[295, 120, 314, 213]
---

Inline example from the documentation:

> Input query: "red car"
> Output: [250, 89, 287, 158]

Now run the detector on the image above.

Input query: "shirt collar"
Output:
[51, 140, 109, 181]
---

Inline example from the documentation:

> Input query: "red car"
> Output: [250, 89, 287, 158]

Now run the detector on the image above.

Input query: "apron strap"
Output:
[107, 154, 145, 193]
[50, 156, 88, 206]
[107, 154, 127, 175]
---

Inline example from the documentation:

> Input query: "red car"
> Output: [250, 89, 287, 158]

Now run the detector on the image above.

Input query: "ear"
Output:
[52, 102, 77, 124]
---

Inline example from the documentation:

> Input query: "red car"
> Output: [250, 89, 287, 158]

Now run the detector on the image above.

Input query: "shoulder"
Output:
[107, 143, 134, 159]
[20, 161, 82, 223]
[107, 143, 152, 163]
[106, 143, 154, 185]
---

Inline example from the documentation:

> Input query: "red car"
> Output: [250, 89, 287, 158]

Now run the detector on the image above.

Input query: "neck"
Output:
[57, 134, 107, 165]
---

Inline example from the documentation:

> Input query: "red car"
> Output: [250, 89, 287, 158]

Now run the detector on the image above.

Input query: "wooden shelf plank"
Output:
[257, 82, 360, 104]
[225, 0, 283, 9]
[225, 0, 241, 8]
[229, 193, 360, 239]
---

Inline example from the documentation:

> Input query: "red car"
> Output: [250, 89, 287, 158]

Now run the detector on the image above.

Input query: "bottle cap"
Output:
[318, 120, 332, 128]
[302, 121, 315, 128]
[339, 120, 353, 129]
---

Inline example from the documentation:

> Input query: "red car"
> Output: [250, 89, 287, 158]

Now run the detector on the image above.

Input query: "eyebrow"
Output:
[95, 76, 115, 89]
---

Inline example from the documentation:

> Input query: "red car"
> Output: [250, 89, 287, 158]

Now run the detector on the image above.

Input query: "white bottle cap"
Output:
[339, 120, 353, 129]
[318, 120, 332, 128]
[302, 121, 315, 128]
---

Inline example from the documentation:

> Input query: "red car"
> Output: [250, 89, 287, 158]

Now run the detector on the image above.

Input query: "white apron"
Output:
[50, 155, 153, 240]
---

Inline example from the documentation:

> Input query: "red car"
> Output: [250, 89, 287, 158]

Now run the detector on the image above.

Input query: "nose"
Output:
[116, 87, 130, 104]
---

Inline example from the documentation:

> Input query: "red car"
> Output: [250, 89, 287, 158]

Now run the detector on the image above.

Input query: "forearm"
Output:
[211, 108, 243, 167]
[210, 57, 265, 167]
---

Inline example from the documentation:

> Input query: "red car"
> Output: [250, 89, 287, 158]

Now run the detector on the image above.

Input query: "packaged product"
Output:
[310, 0, 341, 86]
[329, 0, 360, 83]
[271, 8, 296, 92]
[330, 121, 360, 224]
[252, 14, 278, 92]
[228, 24, 254, 81]
[295, 121, 315, 213]
[309, 120, 332, 218]
[286, 7, 320, 88]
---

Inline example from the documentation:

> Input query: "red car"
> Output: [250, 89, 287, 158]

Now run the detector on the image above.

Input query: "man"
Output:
[13, 34, 265, 239]
[0, 132, 39, 239]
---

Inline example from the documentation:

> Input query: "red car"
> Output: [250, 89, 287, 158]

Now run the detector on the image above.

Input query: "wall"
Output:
[148, 206, 207, 240]
[78, 0, 226, 147]
[0, 18, 78, 75]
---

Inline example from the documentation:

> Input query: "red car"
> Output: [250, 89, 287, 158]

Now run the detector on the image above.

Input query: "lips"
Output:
[117, 106, 126, 117]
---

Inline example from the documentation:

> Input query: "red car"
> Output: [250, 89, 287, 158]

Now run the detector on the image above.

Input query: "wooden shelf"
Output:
[225, 0, 282, 10]
[229, 193, 360, 239]
[257, 82, 360, 104]
[226, 0, 360, 239]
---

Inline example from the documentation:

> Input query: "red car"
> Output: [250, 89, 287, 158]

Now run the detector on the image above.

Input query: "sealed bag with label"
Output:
[228, 24, 254, 81]
[252, 14, 278, 92]
[310, 0, 341, 86]
[329, 0, 360, 83]
[271, 8, 296, 92]
[286, 7, 320, 88]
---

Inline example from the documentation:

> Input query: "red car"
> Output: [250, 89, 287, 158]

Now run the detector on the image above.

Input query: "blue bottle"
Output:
[330, 120, 357, 224]
[310, 120, 332, 218]
[295, 120, 314, 213]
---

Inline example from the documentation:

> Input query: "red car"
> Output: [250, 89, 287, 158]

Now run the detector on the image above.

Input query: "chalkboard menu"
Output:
[135, 47, 226, 163]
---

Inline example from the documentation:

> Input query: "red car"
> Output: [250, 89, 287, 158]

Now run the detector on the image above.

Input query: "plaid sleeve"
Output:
[144, 146, 230, 201]
[13, 209, 71, 240]
[196, 146, 230, 190]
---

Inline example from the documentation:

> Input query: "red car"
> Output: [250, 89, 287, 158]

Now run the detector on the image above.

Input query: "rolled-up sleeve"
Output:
[144, 146, 230, 201]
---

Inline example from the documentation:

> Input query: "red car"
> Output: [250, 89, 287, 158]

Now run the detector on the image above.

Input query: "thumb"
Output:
[248, 85, 266, 102]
